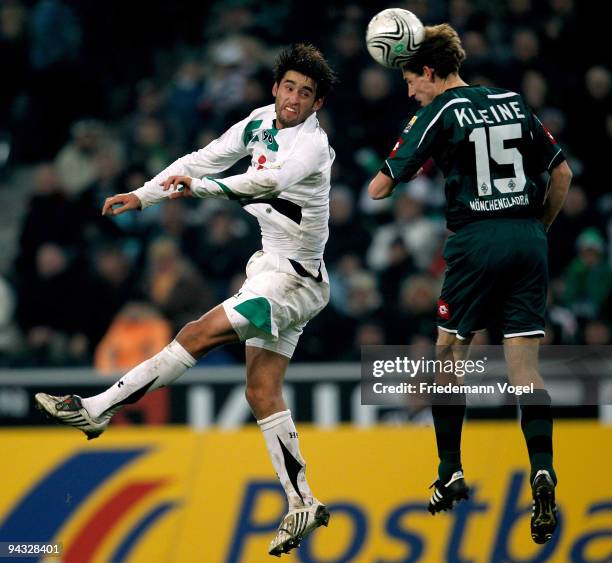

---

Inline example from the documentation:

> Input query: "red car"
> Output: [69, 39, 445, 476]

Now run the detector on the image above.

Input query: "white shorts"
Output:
[222, 251, 330, 358]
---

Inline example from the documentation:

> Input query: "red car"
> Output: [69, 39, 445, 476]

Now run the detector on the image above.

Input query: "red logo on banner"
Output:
[437, 299, 451, 320]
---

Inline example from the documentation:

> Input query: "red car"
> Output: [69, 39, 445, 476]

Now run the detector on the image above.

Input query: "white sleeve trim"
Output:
[487, 92, 519, 99]
[417, 98, 470, 148]
[547, 148, 562, 170]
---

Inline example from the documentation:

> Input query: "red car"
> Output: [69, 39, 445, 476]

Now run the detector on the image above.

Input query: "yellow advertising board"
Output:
[0, 423, 611, 562]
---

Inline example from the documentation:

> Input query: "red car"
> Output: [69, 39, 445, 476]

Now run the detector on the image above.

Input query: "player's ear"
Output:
[423, 66, 435, 81]
[272, 82, 279, 96]
[313, 97, 325, 111]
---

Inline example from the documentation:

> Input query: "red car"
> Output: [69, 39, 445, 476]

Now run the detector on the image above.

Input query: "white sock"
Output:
[258, 410, 313, 509]
[82, 340, 196, 419]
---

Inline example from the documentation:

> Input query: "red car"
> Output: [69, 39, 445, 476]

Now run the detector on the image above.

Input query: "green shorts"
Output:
[437, 218, 548, 340]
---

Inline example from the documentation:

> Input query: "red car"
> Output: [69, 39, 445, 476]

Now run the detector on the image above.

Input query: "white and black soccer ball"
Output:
[366, 8, 425, 69]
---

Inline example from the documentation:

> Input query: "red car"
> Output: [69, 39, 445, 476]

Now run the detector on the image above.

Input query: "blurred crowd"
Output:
[0, 0, 610, 368]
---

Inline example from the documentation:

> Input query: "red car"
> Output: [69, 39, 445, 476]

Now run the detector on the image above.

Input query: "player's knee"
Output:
[435, 340, 454, 361]
[245, 382, 281, 410]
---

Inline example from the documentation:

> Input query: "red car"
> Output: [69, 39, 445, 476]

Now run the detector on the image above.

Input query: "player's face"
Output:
[403, 69, 437, 107]
[272, 70, 324, 129]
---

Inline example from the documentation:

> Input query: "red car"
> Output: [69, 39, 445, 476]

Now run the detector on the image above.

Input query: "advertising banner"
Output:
[0, 424, 610, 562]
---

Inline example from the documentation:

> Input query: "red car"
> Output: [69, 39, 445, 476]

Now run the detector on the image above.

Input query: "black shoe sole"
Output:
[428, 482, 470, 515]
[531, 482, 557, 544]
[428, 489, 469, 514]
[269, 505, 330, 557]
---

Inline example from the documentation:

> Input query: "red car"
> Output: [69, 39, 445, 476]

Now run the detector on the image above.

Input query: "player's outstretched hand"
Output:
[102, 193, 142, 216]
[161, 175, 194, 199]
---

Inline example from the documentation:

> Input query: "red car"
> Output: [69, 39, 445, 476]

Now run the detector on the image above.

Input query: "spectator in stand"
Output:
[195, 207, 258, 298]
[72, 148, 126, 248]
[572, 66, 611, 197]
[142, 237, 215, 333]
[547, 186, 596, 277]
[0, 0, 28, 137]
[166, 58, 206, 148]
[84, 244, 136, 349]
[383, 273, 440, 345]
[55, 119, 109, 195]
[367, 185, 441, 272]
[94, 301, 171, 374]
[325, 185, 371, 268]
[563, 229, 612, 321]
[0, 275, 22, 365]
[14, 163, 80, 280]
[129, 117, 175, 178]
[16, 242, 89, 365]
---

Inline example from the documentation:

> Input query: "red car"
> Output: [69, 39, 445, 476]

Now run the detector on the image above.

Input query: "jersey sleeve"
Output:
[132, 115, 251, 208]
[191, 133, 330, 200]
[528, 110, 565, 173]
[380, 109, 440, 183]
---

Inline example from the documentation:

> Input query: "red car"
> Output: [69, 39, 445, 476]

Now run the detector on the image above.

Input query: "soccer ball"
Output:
[366, 8, 425, 69]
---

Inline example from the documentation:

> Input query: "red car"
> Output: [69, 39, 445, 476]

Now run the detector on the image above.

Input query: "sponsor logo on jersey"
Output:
[437, 299, 450, 320]
[403, 115, 418, 134]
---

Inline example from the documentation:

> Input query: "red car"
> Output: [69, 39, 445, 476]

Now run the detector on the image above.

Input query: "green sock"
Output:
[520, 389, 557, 485]
[432, 396, 466, 483]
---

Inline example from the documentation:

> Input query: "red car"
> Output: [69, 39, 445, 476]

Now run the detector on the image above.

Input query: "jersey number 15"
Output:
[469, 123, 526, 197]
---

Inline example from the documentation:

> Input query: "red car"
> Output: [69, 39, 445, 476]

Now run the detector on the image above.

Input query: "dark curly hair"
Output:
[273, 43, 338, 100]
[402, 24, 466, 78]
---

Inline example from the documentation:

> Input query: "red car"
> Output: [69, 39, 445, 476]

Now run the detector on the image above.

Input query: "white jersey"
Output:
[132, 104, 335, 271]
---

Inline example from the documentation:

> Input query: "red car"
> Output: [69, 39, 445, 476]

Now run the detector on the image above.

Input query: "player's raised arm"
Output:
[129, 116, 251, 209]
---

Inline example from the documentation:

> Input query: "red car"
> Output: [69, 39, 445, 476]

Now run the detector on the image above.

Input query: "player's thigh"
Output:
[438, 229, 494, 339]
[224, 267, 328, 342]
[501, 222, 548, 339]
[246, 323, 304, 361]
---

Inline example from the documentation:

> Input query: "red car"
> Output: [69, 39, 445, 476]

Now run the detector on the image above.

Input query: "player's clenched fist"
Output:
[101, 193, 142, 216]
[161, 175, 194, 199]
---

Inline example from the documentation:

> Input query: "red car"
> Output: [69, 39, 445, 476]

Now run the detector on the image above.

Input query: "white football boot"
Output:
[268, 499, 330, 557]
[35, 393, 109, 440]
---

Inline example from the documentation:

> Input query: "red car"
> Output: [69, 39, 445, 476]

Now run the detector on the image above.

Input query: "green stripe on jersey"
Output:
[207, 177, 239, 200]
[243, 120, 263, 145]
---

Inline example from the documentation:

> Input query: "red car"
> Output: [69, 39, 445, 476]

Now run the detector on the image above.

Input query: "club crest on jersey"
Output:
[437, 299, 451, 320]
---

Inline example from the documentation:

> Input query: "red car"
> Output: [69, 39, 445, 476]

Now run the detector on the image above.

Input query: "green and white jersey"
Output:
[133, 104, 335, 266]
[382, 86, 565, 232]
